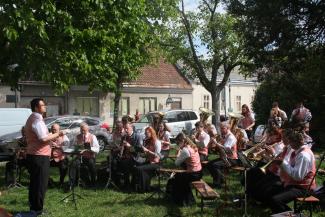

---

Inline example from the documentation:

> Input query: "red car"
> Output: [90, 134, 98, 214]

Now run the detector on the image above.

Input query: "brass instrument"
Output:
[259, 153, 282, 174]
[251, 142, 279, 158]
[242, 142, 265, 157]
[208, 136, 232, 167]
[199, 107, 215, 123]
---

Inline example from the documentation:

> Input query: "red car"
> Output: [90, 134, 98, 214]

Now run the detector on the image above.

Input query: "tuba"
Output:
[199, 107, 215, 123]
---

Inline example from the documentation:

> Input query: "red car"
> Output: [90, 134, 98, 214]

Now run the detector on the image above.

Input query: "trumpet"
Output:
[251, 142, 279, 158]
[259, 153, 282, 174]
[242, 142, 265, 157]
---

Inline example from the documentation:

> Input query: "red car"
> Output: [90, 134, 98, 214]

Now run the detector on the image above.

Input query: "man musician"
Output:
[116, 122, 143, 188]
[70, 123, 99, 187]
[50, 124, 70, 187]
[266, 130, 316, 214]
[207, 122, 239, 188]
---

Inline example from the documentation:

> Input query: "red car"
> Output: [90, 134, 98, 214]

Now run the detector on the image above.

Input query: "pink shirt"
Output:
[25, 112, 51, 156]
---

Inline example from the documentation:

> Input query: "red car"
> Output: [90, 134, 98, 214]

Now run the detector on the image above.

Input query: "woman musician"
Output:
[167, 132, 202, 206]
[132, 127, 161, 192]
[157, 122, 171, 159]
[192, 121, 210, 162]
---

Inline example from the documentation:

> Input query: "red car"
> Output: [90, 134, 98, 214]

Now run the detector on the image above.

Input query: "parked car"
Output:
[0, 116, 112, 158]
[0, 108, 32, 137]
[133, 109, 199, 139]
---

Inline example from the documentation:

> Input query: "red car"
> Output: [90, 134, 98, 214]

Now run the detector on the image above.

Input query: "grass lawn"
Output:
[0, 149, 324, 217]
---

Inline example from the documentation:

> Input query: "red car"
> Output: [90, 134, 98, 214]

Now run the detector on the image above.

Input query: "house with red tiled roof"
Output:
[0, 59, 194, 124]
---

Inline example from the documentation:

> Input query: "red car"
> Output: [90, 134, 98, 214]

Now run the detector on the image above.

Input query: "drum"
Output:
[253, 125, 266, 143]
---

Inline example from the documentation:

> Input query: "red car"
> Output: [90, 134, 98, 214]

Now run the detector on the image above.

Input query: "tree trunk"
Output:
[113, 83, 122, 130]
[211, 88, 221, 128]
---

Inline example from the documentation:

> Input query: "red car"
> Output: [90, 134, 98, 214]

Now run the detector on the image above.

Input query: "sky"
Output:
[181, 0, 226, 57]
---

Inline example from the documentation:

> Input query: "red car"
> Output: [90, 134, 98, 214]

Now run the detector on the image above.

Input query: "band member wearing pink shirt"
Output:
[25, 98, 64, 215]
[167, 133, 202, 206]
[267, 130, 316, 214]
[50, 124, 70, 186]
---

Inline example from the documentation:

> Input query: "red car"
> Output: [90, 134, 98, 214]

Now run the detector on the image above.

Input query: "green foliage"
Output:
[162, 0, 251, 125]
[0, 0, 170, 93]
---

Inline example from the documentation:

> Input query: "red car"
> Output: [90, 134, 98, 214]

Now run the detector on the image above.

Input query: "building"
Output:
[0, 60, 258, 124]
[192, 72, 258, 115]
[0, 59, 193, 124]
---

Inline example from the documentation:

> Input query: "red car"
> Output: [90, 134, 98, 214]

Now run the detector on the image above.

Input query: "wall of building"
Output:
[101, 91, 193, 125]
[0, 86, 17, 108]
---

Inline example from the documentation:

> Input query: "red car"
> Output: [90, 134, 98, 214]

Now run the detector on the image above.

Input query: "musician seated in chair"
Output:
[192, 121, 210, 162]
[167, 132, 202, 206]
[264, 130, 316, 214]
[71, 123, 99, 187]
[116, 122, 143, 189]
[157, 122, 171, 159]
[50, 124, 70, 187]
[132, 127, 161, 192]
[207, 122, 239, 188]
[246, 128, 292, 202]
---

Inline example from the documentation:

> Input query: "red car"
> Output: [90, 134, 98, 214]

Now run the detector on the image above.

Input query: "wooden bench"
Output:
[294, 196, 320, 217]
[192, 180, 220, 213]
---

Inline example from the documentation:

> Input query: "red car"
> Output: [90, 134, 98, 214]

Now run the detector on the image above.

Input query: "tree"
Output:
[227, 0, 325, 145]
[162, 0, 250, 126]
[0, 0, 173, 127]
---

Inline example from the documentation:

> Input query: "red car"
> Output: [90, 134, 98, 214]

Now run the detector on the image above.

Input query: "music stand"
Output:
[59, 149, 84, 210]
[237, 151, 254, 217]
[7, 152, 24, 189]
[105, 145, 119, 190]
[145, 166, 164, 201]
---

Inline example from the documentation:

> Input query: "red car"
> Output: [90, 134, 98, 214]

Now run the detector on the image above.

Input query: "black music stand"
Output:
[59, 150, 84, 210]
[105, 145, 119, 190]
[237, 151, 254, 217]
[145, 165, 164, 201]
[7, 152, 24, 189]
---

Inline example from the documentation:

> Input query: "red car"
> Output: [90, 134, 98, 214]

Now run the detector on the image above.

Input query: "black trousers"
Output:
[133, 163, 159, 192]
[69, 157, 96, 186]
[50, 158, 69, 185]
[266, 185, 308, 214]
[116, 158, 136, 187]
[207, 158, 239, 186]
[246, 166, 282, 202]
[26, 154, 50, 212]
[167, 171, 202, 206]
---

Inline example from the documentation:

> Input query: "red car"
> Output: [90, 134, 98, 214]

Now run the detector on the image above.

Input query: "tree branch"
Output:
[179, 0, 210, 87]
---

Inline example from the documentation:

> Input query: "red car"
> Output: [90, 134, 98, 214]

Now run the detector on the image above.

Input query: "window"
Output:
[220, 89, 226, 111]
[236, 96, 242, 112]
[170, 97, 182, 109]
[85, 118, 100, 126]
[164, 111, 178, 123]
[76, 97, 98, 116]
[188, 112, 198, 120]
[109, 97, 130, 117]
[203, 95, 210, 109]
[139, 97, 157, 115]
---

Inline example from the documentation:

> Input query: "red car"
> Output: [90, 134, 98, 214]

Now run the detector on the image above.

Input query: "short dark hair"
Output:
[30, 98, 44, 112]
[272, 102, 279, 108]
[195, 121, 204, 128]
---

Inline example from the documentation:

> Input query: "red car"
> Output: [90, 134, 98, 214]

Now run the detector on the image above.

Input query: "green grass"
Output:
[0, 150, 324, 217]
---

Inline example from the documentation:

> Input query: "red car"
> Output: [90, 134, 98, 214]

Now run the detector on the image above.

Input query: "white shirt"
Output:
[31, 112, 48, 140]
[196, 131, 210, 148]
[175, 147, 190, 167]
[223, 131, 237, 152]
[281, 145, 314, 181]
